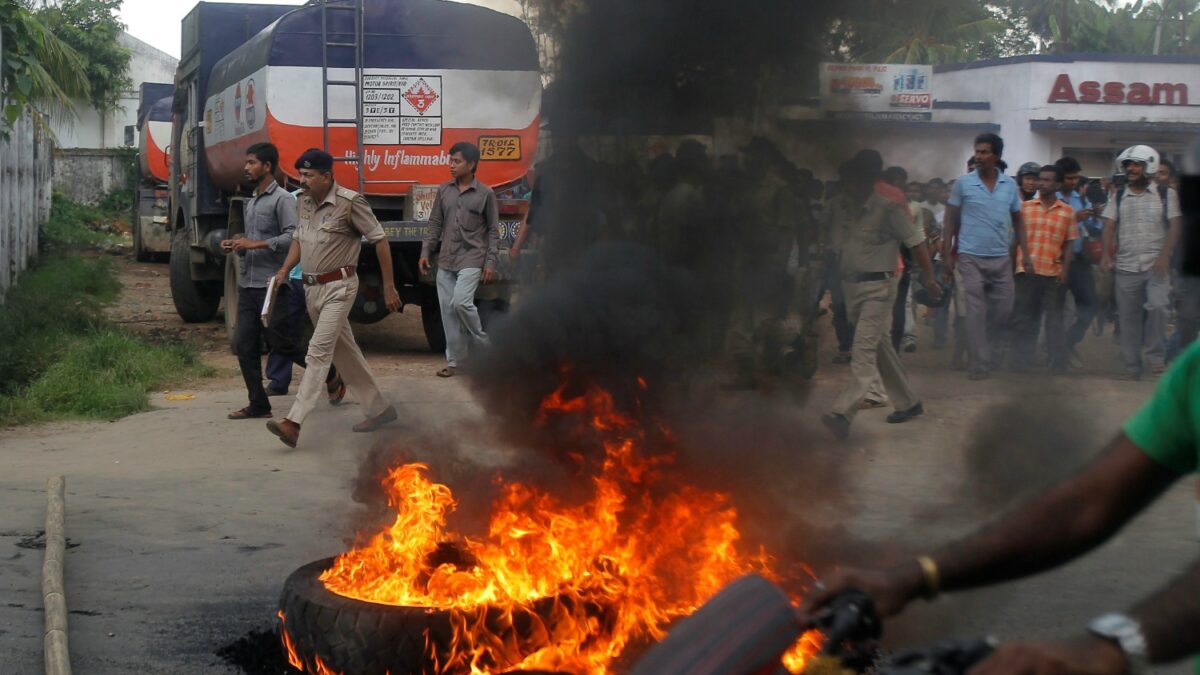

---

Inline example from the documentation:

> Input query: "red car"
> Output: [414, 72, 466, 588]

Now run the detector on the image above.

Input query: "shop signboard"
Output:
[819, 63, 933, 121]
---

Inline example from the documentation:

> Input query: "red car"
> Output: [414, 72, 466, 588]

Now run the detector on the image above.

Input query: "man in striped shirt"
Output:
[1011, 164, 1077, 373]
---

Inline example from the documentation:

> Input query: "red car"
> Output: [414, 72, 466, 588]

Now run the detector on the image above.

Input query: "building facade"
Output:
[781, 54, 1200, 182]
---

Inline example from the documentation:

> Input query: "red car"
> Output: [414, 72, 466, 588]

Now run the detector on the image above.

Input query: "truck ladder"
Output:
[319, 0, 418, 195]
[319, 0, 365, 194]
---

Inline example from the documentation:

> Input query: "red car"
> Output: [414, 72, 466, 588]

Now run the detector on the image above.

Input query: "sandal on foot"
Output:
[228, 408, 272, 420]
[326, 376, 346, 405]
[436, 367, 457, 378]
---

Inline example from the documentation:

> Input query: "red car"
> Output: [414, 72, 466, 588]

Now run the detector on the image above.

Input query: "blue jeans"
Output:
[436, 267, 488, 368]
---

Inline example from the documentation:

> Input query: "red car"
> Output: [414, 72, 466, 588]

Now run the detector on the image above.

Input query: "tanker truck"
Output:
[134, 82, 174, 262]
[167, 0, 540, 351]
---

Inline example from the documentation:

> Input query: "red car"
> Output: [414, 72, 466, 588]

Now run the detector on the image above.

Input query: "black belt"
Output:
[846, 271, 894, 283]
[302, 266, 356, 286]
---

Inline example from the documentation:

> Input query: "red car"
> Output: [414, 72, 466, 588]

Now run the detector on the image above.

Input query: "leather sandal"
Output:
[228, 407, 272, 420]
[436, 367, 457, 378]
[353, 405, 398, 433]
[266, 419, 300, 448]
[327, 376, 346, 405]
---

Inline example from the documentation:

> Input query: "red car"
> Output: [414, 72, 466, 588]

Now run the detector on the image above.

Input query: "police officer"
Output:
[265, 149, 400, 447]
[723, 136, 798, 389]
[821, 150, 942, 440]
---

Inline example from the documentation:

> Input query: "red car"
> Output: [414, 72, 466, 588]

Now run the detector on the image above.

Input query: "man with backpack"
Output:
[1100, 145, 1183, 380]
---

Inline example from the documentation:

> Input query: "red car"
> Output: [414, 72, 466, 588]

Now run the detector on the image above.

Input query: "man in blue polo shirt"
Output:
[942, 133, 1033, 380]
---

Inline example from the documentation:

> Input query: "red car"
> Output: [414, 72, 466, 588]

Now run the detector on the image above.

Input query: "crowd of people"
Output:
[219, 132, 1193, 446]
[506, 132, 1191, 438]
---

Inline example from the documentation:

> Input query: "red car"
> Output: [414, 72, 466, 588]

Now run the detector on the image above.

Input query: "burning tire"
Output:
[278, 557, 454, 675]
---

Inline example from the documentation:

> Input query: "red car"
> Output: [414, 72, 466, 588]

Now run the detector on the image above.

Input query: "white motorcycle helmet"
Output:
[1114, 144, 1160, 176]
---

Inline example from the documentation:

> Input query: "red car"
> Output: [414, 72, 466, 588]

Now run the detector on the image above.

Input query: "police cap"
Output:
[295, 148, 334, 173]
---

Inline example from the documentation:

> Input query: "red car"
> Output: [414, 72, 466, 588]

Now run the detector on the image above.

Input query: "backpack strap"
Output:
[1114, 186, 1171, 230]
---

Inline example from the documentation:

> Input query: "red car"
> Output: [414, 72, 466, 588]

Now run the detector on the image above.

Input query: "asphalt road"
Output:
[1, 260, 1196, 673]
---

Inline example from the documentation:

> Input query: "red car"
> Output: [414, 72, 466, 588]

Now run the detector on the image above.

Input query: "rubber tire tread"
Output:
[278, 558, 453, 675]
[420, 289, 447, 354]
[169, 229, 220, 323]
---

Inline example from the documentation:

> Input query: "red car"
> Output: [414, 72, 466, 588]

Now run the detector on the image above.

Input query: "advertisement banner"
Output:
[819, 63, 933, 121]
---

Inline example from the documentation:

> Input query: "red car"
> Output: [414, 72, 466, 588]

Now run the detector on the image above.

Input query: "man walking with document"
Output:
[222, 143, 340, 420]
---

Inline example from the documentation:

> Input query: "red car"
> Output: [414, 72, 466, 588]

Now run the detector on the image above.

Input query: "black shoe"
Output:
[266, 385, 288, 397]
[821, 413, 851, 440]
[886, 402, 924, 424]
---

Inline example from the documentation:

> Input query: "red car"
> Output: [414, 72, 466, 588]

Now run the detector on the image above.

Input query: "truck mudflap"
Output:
[134, 186, 172, 261]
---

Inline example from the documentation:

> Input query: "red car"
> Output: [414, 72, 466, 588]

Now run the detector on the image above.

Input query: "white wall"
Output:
[770, 57, 1200, 184]
[49, 33, 178, 150]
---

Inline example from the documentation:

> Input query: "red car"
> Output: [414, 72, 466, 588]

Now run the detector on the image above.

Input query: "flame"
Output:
[279, 611, 350, 675]
[311, 378, 819, 674]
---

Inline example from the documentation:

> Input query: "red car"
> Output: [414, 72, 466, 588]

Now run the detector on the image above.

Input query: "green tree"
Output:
[832, 0, 1007, 64]
[0, 0, 92, 138]
[31, 0, 131, 111]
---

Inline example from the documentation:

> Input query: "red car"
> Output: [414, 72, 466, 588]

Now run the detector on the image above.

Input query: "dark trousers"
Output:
[265, 279, 307, 390]
[236, 283, 308, 414]
[891, 267, 912, 351]
[825, 262, 854, 352]
[1065, 258, 1098, 350]
[1011, 273, 1067, 369]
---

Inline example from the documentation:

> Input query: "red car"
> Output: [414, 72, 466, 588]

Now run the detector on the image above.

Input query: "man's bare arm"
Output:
[934, 434, 1178, 592]
[374, 239, 401, 312]
[1132, 557, 1200, 663]
[800, 434, 1180, 618]
[1101, 217, 1117, 271]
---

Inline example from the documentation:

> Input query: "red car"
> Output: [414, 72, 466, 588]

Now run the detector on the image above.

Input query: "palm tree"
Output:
[0, 0, 91, 138]
[841, 0, 1006, 64]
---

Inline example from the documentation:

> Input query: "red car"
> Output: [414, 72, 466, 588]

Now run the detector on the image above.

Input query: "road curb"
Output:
[43, 475, 71, 675]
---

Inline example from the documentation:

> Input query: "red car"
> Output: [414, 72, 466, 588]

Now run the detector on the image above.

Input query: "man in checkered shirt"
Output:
[1011, 164, 1078, 373]
[1100, 146, 1183, 380]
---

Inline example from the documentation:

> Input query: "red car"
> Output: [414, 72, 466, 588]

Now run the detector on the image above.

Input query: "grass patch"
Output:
[0, 254, 213, 427]
[41, 190, 130, 251]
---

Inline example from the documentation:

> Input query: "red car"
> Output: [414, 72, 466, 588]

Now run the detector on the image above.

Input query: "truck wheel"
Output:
[223, 254, 241, 353]
[420, 290, 447, 354]
[133, 218, 151, 262]
[169, 230, 221, 323]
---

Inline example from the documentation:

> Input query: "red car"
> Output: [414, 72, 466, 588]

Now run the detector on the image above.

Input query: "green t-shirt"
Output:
[1125, 342, 1200, 475]
[1123, 342, 1200, 674]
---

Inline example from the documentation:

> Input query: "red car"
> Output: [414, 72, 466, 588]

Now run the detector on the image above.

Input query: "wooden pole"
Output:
[43, 475, 71, 675]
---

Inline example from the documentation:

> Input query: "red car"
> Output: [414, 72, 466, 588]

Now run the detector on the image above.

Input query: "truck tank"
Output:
[201, 0, 541, 195]
[138, 95, 173, 185]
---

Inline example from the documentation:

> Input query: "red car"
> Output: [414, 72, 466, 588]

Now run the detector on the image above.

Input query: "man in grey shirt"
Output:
[1100, 145, 1182, 380]
[419, 141, 499, 377]
[222, 143, 332, 418]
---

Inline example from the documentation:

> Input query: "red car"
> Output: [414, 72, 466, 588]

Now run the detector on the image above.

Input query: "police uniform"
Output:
[727, 171, 797, 376]
[826, 188, 925, 421]
[284, 178, 392, 427]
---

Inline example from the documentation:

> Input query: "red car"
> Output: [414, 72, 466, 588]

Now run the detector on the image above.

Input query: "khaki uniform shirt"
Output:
[738, 173, 797, 273]
[828, 192, 924, 276]
[295, 184, 386, 274]
[421, 178, 500, 272]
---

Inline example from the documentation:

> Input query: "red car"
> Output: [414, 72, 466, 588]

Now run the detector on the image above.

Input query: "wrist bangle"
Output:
[915, 555, 940, 599]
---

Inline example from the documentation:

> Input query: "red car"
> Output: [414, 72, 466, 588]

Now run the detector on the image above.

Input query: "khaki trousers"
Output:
[286, 276, 389, 425]
[831, 277, 919, 419]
